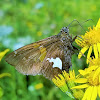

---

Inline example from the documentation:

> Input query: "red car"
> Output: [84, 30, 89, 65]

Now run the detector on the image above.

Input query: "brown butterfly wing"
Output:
[5, 35, 63, 80]
[41, 41, 63, 80]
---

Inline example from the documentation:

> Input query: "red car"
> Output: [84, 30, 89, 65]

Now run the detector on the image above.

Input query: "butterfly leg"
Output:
[72, 35, 77, 42]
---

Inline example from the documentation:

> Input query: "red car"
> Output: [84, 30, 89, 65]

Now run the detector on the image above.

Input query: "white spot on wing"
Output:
[47, 57, 62, 69]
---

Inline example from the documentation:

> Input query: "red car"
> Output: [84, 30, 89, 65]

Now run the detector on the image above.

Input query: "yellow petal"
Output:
[71, 84, 89, 89]
[75, 36, 83, 44]
[78, 66, 98, 76]
[75, 39, 82, 45]
[78, 70, 87, 76]
[62, 70, 69, 81]
[0, 49, 10, 61]
[99, 75, 100, 83]
[87, 86, 93, 100]
[91, 86, 97, 100]
[76, 74, 81, 78]
[52, 76, 61, 86]
[69, 70, 75, 79]
[95, 18, 100, 30]
[93, 67, 100, 80]
[52, 78, 57, 85]
[52, 75, 66, 87]
[53, 75, 69, 92]
[34, 83, 43, 90]
[87, 46, 92, 64]
[0, 73, 11, 78]
[74, 78, 88, 83]
[78, 67, 96, 76]
[88, 66, 98, 72]
[93, 44, 98, 59]
[97, 85, 100, 97]
[58, 74, 64, 80]
[82, 86, 93, 100]
[78, 46, 89, 59]
[97, 43, 100, 56]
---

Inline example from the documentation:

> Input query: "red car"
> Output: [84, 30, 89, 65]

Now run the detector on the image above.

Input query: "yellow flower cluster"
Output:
[75, 18, 100, 63]
[52, 18, 100, 100]
[52, 70, 84, 99]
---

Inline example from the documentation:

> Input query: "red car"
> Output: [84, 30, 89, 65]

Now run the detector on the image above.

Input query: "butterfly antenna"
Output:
[82, 19, 94, 24]
[67, 19, 86, 32]
[68, 19, 94, 33]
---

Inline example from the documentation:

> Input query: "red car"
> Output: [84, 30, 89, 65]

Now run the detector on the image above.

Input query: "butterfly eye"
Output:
[61, 27, 69, 34]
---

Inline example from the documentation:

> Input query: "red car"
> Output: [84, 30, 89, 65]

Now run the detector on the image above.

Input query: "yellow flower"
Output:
[63, 70, 84, 99]
[72, 70, 100, 100]
[52, 70, 83, 99]
[34, 83, 43, 90]
[75, 18, 100, 63]
[79, 57, 100, 80]
[62, 70, 76, 81]
[37, 31, 42, 37]
[0, 73, 11, 78]
[52, 74, 68, 92]
[0, 49, 10, 61]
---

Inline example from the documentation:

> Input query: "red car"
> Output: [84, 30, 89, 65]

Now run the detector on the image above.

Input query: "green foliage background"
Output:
[0, 0, 100, 100]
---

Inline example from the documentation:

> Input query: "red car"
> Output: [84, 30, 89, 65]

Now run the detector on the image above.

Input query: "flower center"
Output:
[76, 27, 100, 47]
[84, 27, 100, 45]
[88, 72, 100, 86]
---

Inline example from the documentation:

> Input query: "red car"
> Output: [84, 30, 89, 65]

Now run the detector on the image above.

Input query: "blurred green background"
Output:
[0, 0, 100, 100]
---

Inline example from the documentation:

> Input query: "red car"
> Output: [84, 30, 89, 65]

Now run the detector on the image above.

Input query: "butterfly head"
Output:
[59, 27, 69, 37]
